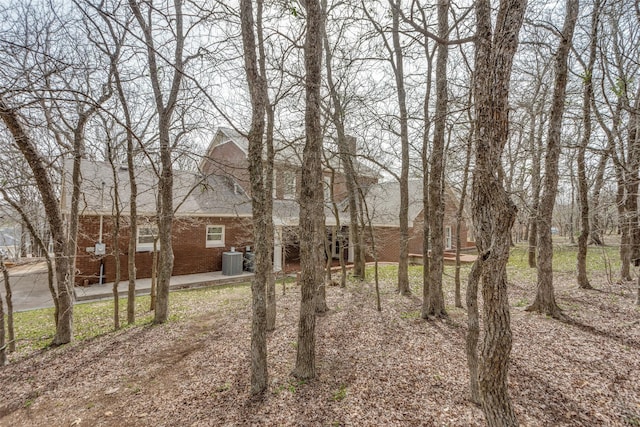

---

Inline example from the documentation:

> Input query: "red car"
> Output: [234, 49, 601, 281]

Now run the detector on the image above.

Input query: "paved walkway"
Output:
[2, 261, 254, 312]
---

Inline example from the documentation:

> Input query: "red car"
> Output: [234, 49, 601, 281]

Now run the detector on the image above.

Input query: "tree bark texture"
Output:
[455, 126, 472, 309]
[391, 0, 411, 296]
[293, 0, 325, 381]
[471, 0, 526, 424]
[426, 0, 449, 318]
[527, 0, 578, 319]
[1, 259, 14, 354]
[577, 0, 599, 290]
[129, 0, 185, 324]
[0, 97, 74, 345]
[527, 110, 541, 269]
[241, 0, 269, 394]
[466, 259, 482, 404]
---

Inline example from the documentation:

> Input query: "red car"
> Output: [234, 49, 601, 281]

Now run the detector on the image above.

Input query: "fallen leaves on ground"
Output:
[0, 267, 639, 426]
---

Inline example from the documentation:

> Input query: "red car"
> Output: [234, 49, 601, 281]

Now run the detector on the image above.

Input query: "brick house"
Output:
[65, 127, 472, 284]
[63, 159, 254, 285]
[361, 179, 475, 262]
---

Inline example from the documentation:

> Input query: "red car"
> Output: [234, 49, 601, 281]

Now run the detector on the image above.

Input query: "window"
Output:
[206, 225, 225, 248]
[445, 226, 452, 250]
[137, 225, 158, 252]
[283, 171, 296, 199]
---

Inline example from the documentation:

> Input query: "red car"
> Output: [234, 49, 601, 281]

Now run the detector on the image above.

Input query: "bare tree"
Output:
[576, 0, 600, 290]
[526, 0, 579, 319]
[424, 0, 449, 318]
[128, 0, 187, 324]
[240, 0, 270, 395]
[466, 0, 526, 424]
[292, 0, 326, 381]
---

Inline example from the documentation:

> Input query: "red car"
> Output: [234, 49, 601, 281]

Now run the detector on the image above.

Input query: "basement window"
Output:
[137, 225, 158, 252]
[206, 225, 225, 248]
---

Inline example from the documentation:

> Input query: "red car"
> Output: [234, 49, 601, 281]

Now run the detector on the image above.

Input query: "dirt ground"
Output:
[0, 267, 639, 426]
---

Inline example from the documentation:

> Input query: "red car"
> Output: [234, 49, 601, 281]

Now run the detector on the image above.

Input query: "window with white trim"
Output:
[137, 224, 158, 252]
[283, 171, 296, 199]
[445, 226, 452, 250]
[206, 225, 225, 248]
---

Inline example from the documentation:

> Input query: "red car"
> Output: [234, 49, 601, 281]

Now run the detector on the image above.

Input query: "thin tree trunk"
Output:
[390, 0, 411, 296]
[527, 104, 544, 268]
[527, 0, 579, 319]
[455, 124, 473, 308]
[292, 0, 325, 381]
[150, 238, 158, 311]
[240, 0, 270, 394]
[1, 259, 14, 354]
[128, 0, 184, 325]
[577, 0, 599, 290]
[323, 31, 365, 281]
[108, 143, 122, 330]
[425, 0, 449, 318]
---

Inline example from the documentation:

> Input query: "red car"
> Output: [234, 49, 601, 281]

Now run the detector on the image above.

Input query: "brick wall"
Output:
[75, 215, 253, 285]
[366, 202, 475, 263]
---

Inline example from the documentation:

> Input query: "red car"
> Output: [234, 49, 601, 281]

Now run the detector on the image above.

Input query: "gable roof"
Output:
[363, 179, 425, 227]
[204, 127, 378, 178]
[62, 159, 252, 217]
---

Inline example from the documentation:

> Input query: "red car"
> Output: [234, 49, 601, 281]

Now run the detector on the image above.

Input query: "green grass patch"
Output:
[332, 384, 348, 401]
[12, 282, 252, 356]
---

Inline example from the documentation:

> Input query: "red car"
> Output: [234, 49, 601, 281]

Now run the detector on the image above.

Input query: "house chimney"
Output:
[346, 135, 357, 157]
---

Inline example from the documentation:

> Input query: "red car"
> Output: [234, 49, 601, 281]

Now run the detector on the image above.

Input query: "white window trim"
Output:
[445, 226, 453, 250]
[206, 225, 225, 248]
[137, 224, 158, 252]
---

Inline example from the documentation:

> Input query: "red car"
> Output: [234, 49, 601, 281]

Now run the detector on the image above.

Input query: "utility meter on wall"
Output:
[95, 243, 106, 256]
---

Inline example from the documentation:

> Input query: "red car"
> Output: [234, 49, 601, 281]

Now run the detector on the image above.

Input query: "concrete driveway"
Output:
[2, 261, 254, 312]
[2, 261, 55, 312]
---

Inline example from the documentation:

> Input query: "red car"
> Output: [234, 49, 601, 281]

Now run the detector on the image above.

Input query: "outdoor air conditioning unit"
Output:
[222, 251, 243, 276]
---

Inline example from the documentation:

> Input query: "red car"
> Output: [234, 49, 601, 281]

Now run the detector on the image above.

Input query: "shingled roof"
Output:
[61, 159, 252, 217]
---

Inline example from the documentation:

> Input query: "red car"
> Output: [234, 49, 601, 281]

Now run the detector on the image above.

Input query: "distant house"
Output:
[361, 179, 475, 262]
[65, 127, 472, 284]
[63, 159, 253, 285]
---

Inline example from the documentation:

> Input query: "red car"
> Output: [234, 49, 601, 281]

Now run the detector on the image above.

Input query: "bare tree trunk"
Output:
[527, 0, 579, 319]
[466, 259, 482, 404]
[1, 259, 14, 354]
[129, 0, 185, 325]
[0, 188, 59, 324]
[528, 109, 542, 268]
[257, 1, 277, 333]
[577, 0, 600, 290]
[455, 124, 472, 309]
[323, 32, 365, 281]
[0, 98, 73, 345]
[589, 148, 608, 246]
[471, 0, 526, 424]
[241, 0, 270, 394]
[425, 0, 449, 318]
[0, 273, 5, 366]
[107, 143, 122, 330]
[106, 32, 139, 325]
[292, 0, 325, 381]
[150, 238, 158, 311]
[391, 0, 411, 296]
